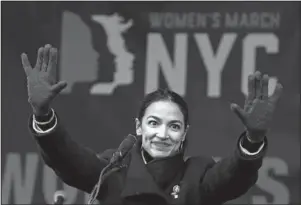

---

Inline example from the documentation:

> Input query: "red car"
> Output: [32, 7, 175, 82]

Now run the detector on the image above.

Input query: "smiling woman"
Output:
[22, 44, 283, 205]
[135, 90, 188, 160]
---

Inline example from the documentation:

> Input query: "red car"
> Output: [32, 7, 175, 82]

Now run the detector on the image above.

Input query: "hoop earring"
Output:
[179, 141, 184, 151]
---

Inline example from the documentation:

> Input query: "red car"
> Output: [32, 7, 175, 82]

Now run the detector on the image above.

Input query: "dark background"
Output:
[1, 2, 300, 204]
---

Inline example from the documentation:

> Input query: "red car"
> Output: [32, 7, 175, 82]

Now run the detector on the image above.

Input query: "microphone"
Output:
[53, 190, 65, 205]
[109, 134, 137, 165]
[87, 134, 137, 205]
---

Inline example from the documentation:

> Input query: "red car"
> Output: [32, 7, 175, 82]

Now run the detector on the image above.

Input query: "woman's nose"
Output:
[156, 126, 168, 139]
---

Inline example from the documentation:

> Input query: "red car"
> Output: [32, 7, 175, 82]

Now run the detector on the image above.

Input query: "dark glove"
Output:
[21, 44, 67, 116]
[231, 71, 283, 143]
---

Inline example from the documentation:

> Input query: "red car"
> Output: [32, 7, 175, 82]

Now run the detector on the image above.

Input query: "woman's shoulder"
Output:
[184, 155, 216, 169]
[180, 155, 217, 184]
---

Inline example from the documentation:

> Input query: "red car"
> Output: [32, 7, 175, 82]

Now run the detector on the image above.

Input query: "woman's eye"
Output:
[171, 124, 180, 130]
[149, 121, 158, 126]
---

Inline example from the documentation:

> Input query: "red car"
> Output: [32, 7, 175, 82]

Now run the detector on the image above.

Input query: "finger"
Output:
[35, 47, 44, 70]
[42, 44, 52, 71]
[254, 71, 262, 99]
[269, 83, 283, 103]
[261, 74, 269, 100]
[48, 48, 57, 77]
[246, 74, 256, 103]
[51, 81, 67, 94]
[230, 103, 247, 125]
[21, 53, 32, 76]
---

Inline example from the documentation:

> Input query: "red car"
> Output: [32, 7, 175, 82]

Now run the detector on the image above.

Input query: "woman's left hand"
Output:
[231, 71, 283, 143]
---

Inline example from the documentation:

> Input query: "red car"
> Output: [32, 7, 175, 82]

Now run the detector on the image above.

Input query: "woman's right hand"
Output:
[21, 44, 67, 116]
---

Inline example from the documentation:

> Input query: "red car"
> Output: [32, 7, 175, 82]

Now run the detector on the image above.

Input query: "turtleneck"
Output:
[140, 147, 185, 190]
[141, 148, 154, 164]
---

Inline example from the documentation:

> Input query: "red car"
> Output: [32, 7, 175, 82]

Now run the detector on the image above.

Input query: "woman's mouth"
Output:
[151, 141, 172, 150]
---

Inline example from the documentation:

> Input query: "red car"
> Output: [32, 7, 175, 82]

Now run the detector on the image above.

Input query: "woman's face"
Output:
[136, 100, 187, 159]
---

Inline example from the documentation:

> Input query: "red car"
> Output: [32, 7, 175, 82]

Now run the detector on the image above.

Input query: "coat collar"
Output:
[121, 138, 184, 201]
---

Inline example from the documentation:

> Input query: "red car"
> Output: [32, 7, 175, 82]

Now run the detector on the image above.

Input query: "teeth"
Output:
[153, 142, 170, 146]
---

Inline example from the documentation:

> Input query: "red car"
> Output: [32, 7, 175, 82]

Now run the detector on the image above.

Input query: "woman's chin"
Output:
[148, 148, 171, 159]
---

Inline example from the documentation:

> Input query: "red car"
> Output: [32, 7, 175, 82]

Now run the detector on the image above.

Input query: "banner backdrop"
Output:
[1, 2, 300, 204]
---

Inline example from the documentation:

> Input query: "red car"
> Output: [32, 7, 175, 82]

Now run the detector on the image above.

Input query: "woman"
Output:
[21, 44, 283, 205]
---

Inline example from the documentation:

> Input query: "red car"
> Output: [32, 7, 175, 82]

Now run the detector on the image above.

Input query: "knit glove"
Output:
[21, 44, 67, 116]
[231, 71, 283, 143]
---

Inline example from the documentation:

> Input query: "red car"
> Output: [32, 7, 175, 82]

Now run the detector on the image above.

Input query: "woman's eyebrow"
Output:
[147, 116, 183, 125]
[147, 115, 161, 121]
[169, 120, 183, 125]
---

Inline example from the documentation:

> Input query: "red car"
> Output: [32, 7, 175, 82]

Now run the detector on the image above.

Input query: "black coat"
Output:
[29, 116, 267, 205]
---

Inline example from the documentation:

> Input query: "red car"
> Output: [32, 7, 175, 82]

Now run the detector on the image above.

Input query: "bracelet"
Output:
[33, 108, 55, 125]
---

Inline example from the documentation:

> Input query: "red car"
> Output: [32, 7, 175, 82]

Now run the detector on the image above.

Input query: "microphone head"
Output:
[110, 134, 137, 164]
[53, 190, 65, 204]
[119, 134, 137, 154]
